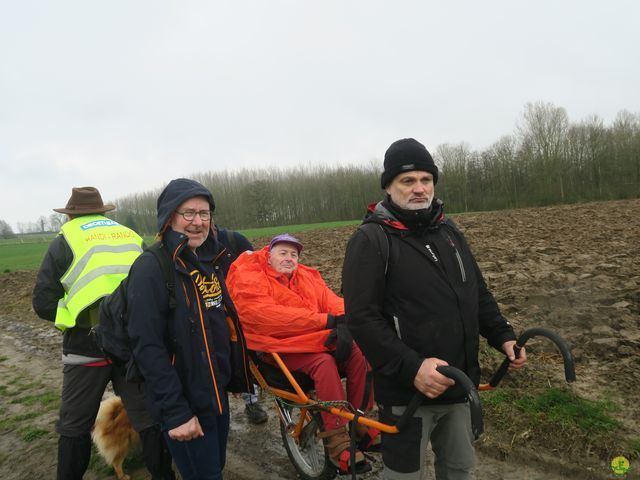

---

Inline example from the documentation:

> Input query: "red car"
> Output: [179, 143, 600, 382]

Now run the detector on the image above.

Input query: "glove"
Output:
[325, 314, 346, 329]
[324, 322, 353, 363]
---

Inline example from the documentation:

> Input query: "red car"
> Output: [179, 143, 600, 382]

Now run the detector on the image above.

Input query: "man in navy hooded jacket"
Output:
[127, 178, 252, 480]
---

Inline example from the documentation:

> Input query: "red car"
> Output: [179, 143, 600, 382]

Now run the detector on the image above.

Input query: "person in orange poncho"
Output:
[227, 233, 378, 474]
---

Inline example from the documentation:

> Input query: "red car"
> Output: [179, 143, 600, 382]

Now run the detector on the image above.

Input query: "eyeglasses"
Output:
[175, 209, 212, 221]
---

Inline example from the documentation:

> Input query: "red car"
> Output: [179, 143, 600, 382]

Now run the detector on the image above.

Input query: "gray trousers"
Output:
[57, 363, 156, 436]
[381, 402, 475, 480]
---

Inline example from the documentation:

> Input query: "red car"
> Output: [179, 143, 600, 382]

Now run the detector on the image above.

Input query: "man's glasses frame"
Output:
[175, 210, 212, 221]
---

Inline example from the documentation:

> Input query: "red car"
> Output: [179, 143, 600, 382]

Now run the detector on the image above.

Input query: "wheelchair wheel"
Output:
[278, 399, 337, 480]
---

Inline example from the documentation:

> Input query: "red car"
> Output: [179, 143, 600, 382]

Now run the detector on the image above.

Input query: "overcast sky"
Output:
[1, 1, 638, 231]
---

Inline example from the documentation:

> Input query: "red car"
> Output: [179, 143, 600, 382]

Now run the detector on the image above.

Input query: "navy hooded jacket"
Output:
[127, 178, 252, 431]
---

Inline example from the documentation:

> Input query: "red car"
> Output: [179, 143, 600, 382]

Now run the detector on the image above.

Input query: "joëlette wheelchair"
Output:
[248, 327, 576, 480]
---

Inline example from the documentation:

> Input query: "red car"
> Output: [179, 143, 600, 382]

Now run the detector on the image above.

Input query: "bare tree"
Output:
[16, 221, 39, 234]
[436, 142, 473, 211]
[49, 213, 66, 232]
[0, 220, 16, 239]
[518, 101, 570, 203]
[611, 110, 640, 197]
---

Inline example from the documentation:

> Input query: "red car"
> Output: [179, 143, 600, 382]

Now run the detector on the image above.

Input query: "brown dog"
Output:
[92, 395, 140, 480]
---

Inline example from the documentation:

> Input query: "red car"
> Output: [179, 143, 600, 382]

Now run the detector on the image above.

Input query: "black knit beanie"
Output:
[380, 138, 439, 188]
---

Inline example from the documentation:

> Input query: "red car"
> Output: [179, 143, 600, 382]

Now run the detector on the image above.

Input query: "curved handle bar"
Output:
[489, 327, 576, 388]
[395, 365, 483, 440]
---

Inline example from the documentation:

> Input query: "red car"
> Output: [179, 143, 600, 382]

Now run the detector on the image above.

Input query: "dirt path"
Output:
[1, 198, 639, 479]
[0, 312, 594, 480]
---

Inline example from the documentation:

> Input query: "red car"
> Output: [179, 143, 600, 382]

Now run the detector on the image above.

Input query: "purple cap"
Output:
[269, 233, 303, 253]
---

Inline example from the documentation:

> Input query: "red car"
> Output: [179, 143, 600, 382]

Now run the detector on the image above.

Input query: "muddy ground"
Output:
[1, 199, 638, 479]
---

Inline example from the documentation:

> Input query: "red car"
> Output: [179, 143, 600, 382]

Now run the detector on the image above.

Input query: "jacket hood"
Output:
[157, 178, 216, 232]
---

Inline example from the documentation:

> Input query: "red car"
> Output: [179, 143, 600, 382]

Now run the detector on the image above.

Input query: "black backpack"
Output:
[94, 242, 176, 382]
[358, 223, 392, 276]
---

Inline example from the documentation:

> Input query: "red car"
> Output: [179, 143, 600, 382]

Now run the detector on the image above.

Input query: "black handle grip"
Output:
[489, 327, 576, 388]
[395, 365, 483, 440]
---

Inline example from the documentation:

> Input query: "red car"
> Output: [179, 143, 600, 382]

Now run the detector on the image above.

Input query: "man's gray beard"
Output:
[405, 195, 433, 211]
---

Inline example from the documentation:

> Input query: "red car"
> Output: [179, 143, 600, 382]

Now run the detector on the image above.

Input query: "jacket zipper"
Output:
[190, 279, 223, 414]
[445, 234, 467, 283]
[393, 315, 402, 339]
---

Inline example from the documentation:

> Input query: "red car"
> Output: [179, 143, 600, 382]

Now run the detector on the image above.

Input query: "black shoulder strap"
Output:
[441, 217, 462, 236]
[147, 242, 177, 309]
[224, 229, 239, 256]
[357, 223, 390, 276]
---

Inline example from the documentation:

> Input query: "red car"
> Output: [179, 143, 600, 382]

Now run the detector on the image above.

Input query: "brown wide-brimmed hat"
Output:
[53, 187, 116, 215]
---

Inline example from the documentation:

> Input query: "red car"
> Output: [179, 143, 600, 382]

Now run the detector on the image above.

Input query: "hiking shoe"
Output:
[244, 402, 268, 424]
[318, 427, 369, 475]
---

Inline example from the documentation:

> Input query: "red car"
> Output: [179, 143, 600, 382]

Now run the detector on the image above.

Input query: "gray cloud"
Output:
[1, 0, 638, 230]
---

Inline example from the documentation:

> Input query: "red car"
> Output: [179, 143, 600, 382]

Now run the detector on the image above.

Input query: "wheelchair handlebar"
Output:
[394, 365, 483, 440]
[488, 327, 576, 388]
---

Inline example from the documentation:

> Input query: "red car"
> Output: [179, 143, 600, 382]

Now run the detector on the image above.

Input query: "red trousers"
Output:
[269, 344, 373, 431]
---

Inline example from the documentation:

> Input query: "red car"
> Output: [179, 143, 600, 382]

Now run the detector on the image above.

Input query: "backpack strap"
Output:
[224, 229, 239, 256]
[357, 223, 390, 276]
[441, 217, 463, 238]
[147, 242, 177, 310]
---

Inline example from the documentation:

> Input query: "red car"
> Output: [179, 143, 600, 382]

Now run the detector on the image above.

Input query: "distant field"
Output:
[0, 243, 52, 272]
[237, 220, 359, 239]
[0, 220, 359, 272]
[0, 234, 56, 245]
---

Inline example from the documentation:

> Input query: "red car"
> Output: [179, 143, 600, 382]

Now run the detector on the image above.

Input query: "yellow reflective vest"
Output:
[54, 215, 144, 331]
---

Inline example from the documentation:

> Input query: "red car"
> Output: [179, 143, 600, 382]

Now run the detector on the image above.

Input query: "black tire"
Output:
[278, 400, 337, 480]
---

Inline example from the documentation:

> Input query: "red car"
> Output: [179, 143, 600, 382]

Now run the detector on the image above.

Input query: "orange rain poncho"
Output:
[227, 246, 344, 353]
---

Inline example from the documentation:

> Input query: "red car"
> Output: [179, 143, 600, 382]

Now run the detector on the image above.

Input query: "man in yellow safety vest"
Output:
[32, 186, 175, 480]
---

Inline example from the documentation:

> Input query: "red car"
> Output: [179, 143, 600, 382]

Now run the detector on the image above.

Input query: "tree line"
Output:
[5, 101, 639, 236]
[1, 214, 66, 239]
[435, 102, 640, 213]
[104, 162, 382, 235]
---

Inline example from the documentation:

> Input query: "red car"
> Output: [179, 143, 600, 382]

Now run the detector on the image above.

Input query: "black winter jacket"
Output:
[342, 199, 515, 406]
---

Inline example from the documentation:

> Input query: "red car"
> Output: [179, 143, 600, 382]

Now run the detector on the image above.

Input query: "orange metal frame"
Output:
[250, 352, 401, 434]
